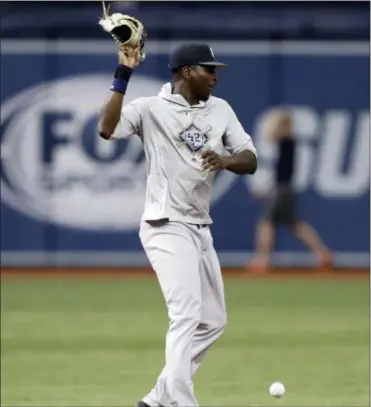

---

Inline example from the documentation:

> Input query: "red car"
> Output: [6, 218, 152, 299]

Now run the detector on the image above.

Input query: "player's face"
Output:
[189, 65, 218, 101]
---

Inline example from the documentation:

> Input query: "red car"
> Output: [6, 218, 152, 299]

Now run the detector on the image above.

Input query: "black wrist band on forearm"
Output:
[111, 65, 133, 95]
[114, 65, 133, 81]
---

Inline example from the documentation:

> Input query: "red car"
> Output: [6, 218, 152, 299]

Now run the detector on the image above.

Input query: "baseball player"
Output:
[249, 109, 333, 272]
[97, 40, 257, 406]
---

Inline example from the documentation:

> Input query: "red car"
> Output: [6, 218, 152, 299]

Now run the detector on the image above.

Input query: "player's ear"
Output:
[182, 66, 191, 79]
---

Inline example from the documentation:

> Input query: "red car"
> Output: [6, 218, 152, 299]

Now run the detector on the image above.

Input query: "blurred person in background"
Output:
[249, 109, 333, 272]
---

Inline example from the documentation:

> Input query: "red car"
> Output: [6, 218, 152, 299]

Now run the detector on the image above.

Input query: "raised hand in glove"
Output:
[98, 1, 147, 63]
[118, 45, 141, 69]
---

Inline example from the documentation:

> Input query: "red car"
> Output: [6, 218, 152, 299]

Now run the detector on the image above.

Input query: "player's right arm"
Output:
[97, 46, 141, 140]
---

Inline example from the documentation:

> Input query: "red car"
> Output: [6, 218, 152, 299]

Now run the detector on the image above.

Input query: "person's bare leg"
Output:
[249, 219, 275, 272]
[291, 221, 333, 267]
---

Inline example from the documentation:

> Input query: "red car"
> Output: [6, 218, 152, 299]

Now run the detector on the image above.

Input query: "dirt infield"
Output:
[1, 266, 369, 280]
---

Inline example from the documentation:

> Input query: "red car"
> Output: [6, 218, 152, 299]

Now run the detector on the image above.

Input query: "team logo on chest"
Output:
[178, 124, 211, 152]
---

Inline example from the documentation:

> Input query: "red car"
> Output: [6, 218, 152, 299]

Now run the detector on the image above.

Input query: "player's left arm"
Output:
[201, 104, 258, 175]
[221, 148, 257, 175]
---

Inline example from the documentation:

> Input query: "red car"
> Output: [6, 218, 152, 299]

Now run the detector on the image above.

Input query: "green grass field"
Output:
[1, 275, 369, 406]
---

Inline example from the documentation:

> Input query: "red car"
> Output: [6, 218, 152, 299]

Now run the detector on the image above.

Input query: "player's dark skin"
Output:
[173, 65, 257, 175]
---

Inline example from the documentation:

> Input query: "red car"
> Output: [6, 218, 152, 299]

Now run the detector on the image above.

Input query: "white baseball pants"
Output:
[139, 220, 227, 407]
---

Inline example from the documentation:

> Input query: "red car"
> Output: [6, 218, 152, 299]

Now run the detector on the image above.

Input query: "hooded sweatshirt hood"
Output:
[157, 82, 207, 108]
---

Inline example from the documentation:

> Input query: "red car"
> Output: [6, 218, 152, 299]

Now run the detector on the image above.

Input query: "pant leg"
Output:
[191, 225, 227, 375]
[139, 221, 202, 407]
[142, 225, 227, 406]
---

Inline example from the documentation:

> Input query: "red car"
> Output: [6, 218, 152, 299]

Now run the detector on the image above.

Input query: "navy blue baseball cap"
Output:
[169, 43, 226, 69]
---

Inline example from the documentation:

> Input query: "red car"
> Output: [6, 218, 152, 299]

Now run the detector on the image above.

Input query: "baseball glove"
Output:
[98, 1, 147, 62]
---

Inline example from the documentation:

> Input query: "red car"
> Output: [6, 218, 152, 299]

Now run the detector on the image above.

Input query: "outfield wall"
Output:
[1, 40, 369, 268]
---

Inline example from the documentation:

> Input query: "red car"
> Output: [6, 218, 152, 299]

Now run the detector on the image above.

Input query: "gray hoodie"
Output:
[112, 82, 257, 224]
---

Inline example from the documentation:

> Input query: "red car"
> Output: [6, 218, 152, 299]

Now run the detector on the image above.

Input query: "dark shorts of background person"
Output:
[262, 184, 297, 226]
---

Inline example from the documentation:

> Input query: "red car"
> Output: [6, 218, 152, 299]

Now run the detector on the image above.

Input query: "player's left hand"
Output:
[201, 150, 227, 172]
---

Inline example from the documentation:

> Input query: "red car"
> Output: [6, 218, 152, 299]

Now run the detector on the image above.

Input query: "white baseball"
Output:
[269, 382, 285, 398]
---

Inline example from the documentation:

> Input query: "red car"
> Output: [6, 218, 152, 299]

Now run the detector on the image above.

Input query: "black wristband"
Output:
[114, 64, 133, 81]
